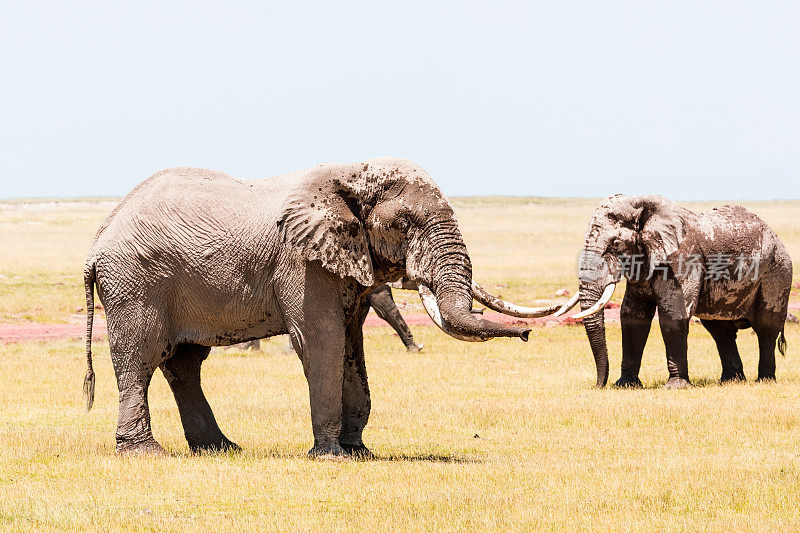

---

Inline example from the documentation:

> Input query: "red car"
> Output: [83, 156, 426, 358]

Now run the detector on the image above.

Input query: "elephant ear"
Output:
[635, 196, 685, 274]
[279, 174, 375, 287]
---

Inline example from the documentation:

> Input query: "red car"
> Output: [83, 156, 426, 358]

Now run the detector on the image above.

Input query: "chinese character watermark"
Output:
[579, 252, 760, 283]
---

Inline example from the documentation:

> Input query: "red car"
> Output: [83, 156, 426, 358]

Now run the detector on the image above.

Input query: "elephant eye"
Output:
[394, 215, 410, 231]
[609, 237, 626, 253]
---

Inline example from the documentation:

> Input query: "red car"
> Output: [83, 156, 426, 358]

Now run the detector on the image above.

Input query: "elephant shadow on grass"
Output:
[174, 447, 484, 463]
[206, 448, 484, 464]
[373, 453, 483, 464]
[612, 376, 751, 390]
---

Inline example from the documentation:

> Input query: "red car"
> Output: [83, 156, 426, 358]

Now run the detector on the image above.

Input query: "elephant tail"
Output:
[778, 329, 787, 357]
[83, 262, 96, 412]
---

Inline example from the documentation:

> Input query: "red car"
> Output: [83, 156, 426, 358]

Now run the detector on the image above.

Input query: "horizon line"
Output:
[2, 194, 799, 204]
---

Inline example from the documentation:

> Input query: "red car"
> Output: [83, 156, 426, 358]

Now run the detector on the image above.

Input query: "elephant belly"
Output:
[170, 283, 288, 347]
[174, 311, 288, 347]
[693, 279, 758, 321]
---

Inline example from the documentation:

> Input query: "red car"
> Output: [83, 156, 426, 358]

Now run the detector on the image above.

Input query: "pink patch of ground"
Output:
[1, 302, 797, 343]
[0, 322, 108, 343]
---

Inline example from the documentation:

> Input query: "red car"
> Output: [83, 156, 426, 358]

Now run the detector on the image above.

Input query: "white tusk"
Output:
[470, 281, 561, 318]
[418, 284, 488, 342]
[553, 291, 581, 318]
[572, 284, 616, 320]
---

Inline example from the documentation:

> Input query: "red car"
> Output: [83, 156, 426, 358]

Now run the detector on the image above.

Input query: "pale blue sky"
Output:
[1, 1, 798, 200]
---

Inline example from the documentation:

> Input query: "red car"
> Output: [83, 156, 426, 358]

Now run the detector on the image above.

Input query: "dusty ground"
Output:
[0, 307, 618, 342]
[5, 304, 800, 343]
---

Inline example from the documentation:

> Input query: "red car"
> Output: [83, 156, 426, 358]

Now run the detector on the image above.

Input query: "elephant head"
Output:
[279, 157, 558, 341]
[560, 194, 689, 386]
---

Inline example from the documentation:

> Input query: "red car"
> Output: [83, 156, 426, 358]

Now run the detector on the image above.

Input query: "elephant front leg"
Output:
[617, 295, 656, 388]
[340, 356, 372, 458]
[286, 317, 348, 458]
[304, 348, 347, 457]
[278, 262, 353, 458]
[339, 299, 373, 458]
[653, 279, 692, 389]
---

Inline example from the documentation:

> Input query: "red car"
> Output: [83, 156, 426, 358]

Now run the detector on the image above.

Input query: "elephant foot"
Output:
[189, 436, 241, 454]
[308, 442, 349, 460]
[756, 375, 776, 383]
[116, 437, 165, 456]
[406, 342, 424, 353]
[720, 372, 746, 384]
[664, 377, 691, 390]
[614, 376, 643, 389]
[341, 443, 374, 459]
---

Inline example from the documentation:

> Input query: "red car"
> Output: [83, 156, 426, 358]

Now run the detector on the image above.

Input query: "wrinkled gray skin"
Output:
[577, 195, 792, 389]
[83, 158, 530, 457]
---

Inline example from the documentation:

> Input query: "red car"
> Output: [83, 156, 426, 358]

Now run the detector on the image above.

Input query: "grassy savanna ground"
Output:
[1, 197, 800, 530]
[1, 197, 798, 321]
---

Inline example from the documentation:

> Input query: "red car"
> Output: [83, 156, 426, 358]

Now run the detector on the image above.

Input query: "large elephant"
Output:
[556, 194, 792, 389]
[82, 158, 558, 457]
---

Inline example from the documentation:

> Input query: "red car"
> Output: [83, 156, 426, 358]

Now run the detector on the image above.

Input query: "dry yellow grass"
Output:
[1, 197, 800, 530]
[3, 327, 800, 530]
[0, 200, 117, 323]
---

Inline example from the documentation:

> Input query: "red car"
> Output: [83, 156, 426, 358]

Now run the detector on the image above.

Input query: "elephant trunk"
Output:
[412, 219, 530, 341]
[578, 245, 612, 387]
[581, 285, 610, 387]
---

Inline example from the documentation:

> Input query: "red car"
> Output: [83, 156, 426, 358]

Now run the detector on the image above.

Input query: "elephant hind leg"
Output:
[701, 319, 745, 382]
[752, 318, 780, 382]
[110, 343, 166, 455]
[114, 363, 164, 455]
[752, 273, 790, 381]
[160, 343, 239, 453]
[105, 306, 171, 455]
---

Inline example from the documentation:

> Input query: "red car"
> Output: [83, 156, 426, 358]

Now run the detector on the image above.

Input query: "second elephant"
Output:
[368, 284, 424, 352]
[558, 194, 792, 389]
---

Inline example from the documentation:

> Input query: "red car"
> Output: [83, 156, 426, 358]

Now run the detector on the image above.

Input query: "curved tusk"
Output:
[572, 283, 616, 320]
[470, 281, 561, 318]
[418, 284, 488, 342]
[553, 291, 581, 318]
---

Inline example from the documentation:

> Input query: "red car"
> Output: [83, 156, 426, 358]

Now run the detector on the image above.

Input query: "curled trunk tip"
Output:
[419, 284, 531, 342]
